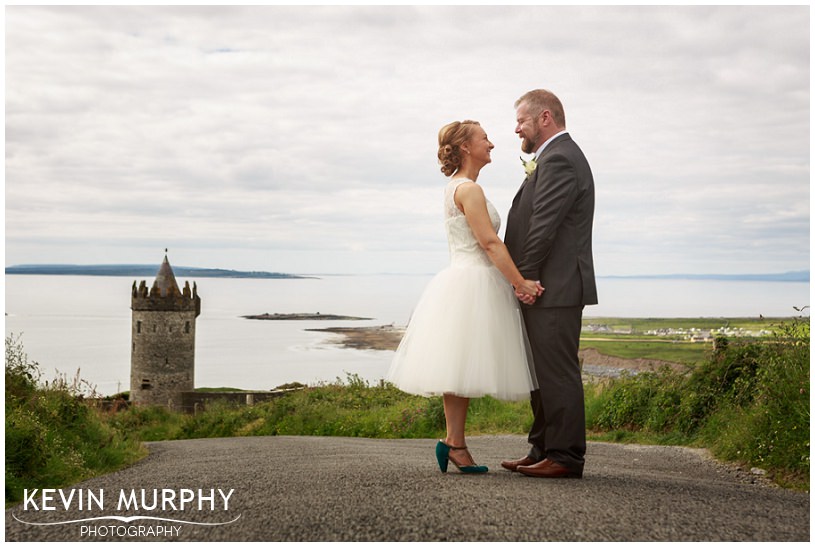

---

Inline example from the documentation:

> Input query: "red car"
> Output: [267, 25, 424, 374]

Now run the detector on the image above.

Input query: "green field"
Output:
[580, 339, 706, 365]
[579, 316, 803, 365]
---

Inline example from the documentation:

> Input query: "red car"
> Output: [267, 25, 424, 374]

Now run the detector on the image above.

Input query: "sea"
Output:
[4, 274, 810, 396]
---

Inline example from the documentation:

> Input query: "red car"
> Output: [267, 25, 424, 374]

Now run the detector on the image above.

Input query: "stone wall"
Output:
[180, 390, 297, 414]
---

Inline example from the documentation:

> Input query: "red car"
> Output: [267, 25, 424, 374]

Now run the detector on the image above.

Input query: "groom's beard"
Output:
[521, 129, 539, 154]
[521, 136, 537, 154]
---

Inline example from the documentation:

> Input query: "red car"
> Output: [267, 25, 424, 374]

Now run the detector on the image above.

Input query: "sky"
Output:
[5, 5, 811, 276]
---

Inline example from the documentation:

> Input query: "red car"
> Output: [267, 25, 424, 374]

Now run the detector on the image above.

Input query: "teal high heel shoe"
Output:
[435, 440, 488, 474]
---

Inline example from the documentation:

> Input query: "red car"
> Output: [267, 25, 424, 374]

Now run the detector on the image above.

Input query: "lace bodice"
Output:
[443, 178, 500, 267]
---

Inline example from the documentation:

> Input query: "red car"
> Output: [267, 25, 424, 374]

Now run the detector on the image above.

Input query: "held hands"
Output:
[515, 280, 544, 305]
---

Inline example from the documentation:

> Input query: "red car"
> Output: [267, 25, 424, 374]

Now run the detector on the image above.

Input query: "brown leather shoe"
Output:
[517, 458, 582, 479]
[500, 456, 538, 472]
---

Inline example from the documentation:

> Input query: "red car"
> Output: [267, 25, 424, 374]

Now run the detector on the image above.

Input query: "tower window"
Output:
[141, 379, 152, 390]
[136, 321, 142, 334]
[185, 321, 190, 333]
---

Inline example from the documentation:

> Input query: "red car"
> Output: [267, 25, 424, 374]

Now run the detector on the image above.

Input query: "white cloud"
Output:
[5, 5, 809, 275]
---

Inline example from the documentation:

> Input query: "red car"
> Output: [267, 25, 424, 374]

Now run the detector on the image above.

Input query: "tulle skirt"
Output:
[387, 262, 537, 401]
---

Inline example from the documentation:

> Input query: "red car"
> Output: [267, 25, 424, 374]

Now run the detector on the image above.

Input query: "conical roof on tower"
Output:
[132, 251, 199, 314]
[154, 254, 181, 297]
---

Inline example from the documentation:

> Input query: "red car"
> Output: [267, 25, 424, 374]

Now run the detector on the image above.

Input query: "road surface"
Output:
[5, 435, 809, 541]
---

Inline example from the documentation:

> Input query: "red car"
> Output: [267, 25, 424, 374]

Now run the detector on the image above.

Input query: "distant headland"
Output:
[4, 265, 809, 283]
[4, 264, 314, 279]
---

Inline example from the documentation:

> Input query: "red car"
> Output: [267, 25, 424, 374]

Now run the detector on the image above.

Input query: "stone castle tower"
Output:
[130, 254, 201, 409]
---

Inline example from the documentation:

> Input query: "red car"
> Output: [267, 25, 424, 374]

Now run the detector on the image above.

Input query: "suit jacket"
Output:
[505, 133, 598, 308]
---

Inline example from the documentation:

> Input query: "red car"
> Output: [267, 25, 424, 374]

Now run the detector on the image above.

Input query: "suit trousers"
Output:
[522, 305, 586, 472]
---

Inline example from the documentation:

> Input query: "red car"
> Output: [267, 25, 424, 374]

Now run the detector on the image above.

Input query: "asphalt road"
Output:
[5, 435, 809, 542]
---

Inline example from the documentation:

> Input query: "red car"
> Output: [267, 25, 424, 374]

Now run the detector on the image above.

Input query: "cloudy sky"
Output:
[5, 5, 810, 276]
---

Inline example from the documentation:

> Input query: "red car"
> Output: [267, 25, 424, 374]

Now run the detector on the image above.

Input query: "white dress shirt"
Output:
[534, 130, 569, 160]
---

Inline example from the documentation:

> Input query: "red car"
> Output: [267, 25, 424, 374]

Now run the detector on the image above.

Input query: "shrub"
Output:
[5, 335, 145, 504]
[105, 403, 185, 442]
[676, 338, 762, 432]
[589, 367, 684, 432]
[586, 315, 810, 489]
[699, 316, 809, 485]
[5, 334, 40, 401]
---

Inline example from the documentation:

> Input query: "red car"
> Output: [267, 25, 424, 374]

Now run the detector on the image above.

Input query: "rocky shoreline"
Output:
[308, 325, 685, 379]
[245, 312, 372, 321]
[307, 325, 405, 350]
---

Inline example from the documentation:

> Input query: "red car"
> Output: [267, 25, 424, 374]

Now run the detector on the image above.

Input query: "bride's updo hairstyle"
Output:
[438, 120, 480, 177]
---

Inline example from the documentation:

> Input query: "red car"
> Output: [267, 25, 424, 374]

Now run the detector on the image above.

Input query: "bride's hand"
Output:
[515, 279, 544, 304]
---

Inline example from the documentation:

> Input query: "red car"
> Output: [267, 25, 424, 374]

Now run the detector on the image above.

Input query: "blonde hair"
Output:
[437, 120, 480, 177]
[515, 89, 566, 128]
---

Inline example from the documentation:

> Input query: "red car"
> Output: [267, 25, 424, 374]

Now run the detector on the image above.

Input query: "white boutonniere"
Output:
[521, 156, 537, 176]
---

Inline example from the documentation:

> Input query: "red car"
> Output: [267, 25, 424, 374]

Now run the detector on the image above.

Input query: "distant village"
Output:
[583, 324, 773, 342]
[643, 326, 773, 342]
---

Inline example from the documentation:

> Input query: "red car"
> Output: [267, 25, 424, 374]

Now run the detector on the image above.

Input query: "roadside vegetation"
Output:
[585, 313, 809, 489]
[5, 335, 145, 505]
[5, 314, 809, 505]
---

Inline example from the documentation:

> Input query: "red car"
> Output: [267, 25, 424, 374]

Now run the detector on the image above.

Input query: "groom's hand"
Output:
[515, 281, 544, 305]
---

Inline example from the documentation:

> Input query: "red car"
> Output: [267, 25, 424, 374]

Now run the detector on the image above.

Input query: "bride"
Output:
[387, 120, 541, 474]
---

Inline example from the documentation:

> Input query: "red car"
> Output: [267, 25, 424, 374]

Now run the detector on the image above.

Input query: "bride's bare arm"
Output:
[454, 182, 542, 299]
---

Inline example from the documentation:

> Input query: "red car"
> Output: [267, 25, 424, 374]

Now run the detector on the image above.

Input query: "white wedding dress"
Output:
[387, 178, 537, 400]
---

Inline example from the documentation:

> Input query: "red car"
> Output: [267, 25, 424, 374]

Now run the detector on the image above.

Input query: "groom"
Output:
[503, 89, 598, 479]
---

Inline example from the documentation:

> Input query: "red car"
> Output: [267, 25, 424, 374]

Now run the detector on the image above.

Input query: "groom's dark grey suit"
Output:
[504, 132, 597, 474]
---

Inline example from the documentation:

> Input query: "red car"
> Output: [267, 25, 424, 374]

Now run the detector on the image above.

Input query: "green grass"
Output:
[5, 335, 146, 505]
[580, 339, 707, 364]
[104, 375, 530, 442]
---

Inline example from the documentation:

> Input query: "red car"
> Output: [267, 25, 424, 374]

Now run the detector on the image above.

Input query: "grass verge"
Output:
[5, 335, 146, 505]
